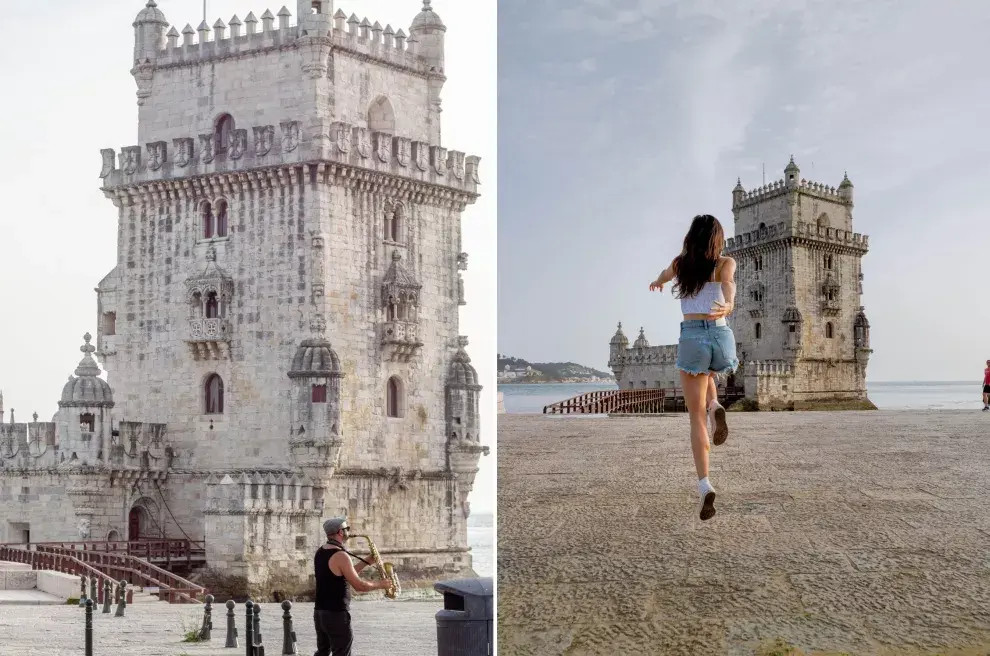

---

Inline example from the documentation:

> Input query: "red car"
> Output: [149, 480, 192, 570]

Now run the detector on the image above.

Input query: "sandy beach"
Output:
[497, 411, 990, 656]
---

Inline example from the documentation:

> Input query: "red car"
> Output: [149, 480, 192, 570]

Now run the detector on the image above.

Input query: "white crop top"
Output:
[679, 281, 725, 315]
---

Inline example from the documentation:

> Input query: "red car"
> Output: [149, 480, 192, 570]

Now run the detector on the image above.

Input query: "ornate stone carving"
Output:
[394, 137, 411, 167]
[355, 127, 371, 159]
[280, 121, 300, 152]
[457, 252, 468, 271]
[230, 129, 247, 159]
[413, 141, 429, 171]
[431, 146, 448, 176]
[100, 149, 116, 178]
[332, 122, 351, 155]
[199, 134, 216, 163]
[173, 138, 194, 167]
[253, 125, 274, 156]
[121, 147, 141, 174]
[77, 516, 91, 540]
[374, 132, 392, 163]
[449, 151, 465, 181]
[147, 141, 167, 171]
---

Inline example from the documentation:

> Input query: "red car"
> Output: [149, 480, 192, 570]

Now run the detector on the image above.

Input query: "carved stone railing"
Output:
[382, 320, 423, 363]
[185, 318, 231, 360]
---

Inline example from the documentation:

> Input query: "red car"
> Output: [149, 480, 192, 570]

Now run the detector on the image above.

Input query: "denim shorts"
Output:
[676, 319, 740, 376]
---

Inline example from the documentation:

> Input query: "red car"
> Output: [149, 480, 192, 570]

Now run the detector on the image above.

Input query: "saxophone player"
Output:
[313, 517, 392, 656]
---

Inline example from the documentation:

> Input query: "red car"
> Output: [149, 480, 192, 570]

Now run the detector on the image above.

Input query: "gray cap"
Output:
[323, 517, 348, 535]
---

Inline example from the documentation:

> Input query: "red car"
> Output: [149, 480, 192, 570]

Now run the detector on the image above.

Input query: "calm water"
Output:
[467, 513, 492, 577]
[499, 381, 986, 414]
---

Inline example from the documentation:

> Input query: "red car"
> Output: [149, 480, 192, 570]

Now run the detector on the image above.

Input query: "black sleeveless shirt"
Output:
[314, 545, 351, 611]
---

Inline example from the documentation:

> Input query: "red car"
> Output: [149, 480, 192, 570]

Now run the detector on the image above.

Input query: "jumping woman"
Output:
[649, 214, 739, 521]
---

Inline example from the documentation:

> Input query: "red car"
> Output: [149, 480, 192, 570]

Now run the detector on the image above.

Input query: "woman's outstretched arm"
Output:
[709, 257, 737, 318]
[649, 258, 678, 292]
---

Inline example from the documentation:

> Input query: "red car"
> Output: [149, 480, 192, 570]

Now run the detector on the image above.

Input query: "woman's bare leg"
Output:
[681, 370, 711, 480]
[682, 370, 717, 520]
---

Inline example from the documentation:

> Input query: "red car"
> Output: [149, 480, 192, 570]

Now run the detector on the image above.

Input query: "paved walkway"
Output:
[0, 599, 438, 655]
[498, 411, 990, 656]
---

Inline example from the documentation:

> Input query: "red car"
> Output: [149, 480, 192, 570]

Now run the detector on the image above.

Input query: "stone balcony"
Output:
[820, 299, 842, 317]
[185, 318, 231, 360]
[382, 320, 423, 363]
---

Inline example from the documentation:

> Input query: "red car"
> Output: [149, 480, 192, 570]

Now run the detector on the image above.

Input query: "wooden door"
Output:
[128, 508, 141, 541]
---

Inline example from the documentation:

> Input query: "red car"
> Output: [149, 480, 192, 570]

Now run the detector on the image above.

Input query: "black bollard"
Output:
[79, 575, 87, 607]
[84, 599, 94, 656]
[281, 600, 297, 656]
[245, 600, 255, 656]
[102, 579, 112, 614]
[198, 594, 214, 641]
[224, 599, 238, 648]
[114, 580, 127, 618]
[254, 604, 265, 656]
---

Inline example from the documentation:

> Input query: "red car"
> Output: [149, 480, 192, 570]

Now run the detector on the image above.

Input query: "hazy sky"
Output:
[498, 0, 990, 382]
[0, 0, 495, 512]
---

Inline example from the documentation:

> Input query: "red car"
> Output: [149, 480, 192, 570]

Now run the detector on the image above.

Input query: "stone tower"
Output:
[725, 157, 874, 409]
[86, 0, 486, 586]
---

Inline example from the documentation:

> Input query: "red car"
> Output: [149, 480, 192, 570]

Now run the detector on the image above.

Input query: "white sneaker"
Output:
[698, 479, 716, 521]
[709, 401, 728, 446]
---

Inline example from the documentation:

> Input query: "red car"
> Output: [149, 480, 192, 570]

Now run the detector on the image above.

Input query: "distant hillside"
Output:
[497, 354, 613, 383]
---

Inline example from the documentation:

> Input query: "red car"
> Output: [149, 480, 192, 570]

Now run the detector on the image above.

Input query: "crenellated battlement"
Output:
[733, 177, 851, 209]
[616, 344, 678, 365]
[0, 418, 170, 472]
[99, 120, 480, 196]
[726, 220, 869, 252]
[147, 5, 432, 75]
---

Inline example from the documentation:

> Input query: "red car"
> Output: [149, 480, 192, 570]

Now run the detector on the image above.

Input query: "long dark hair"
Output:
[673, 214, 725, 299]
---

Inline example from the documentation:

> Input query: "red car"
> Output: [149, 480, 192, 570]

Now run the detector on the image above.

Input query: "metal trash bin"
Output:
[434, 577, 493, 656]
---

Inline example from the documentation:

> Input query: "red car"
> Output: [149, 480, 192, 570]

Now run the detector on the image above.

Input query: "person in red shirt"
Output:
[983, 360, 990, 411]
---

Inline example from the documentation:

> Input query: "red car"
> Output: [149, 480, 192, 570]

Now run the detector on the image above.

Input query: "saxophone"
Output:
[351, 535, 400, 600]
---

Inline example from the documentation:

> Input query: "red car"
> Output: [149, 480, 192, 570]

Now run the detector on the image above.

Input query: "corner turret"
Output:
[784, 155, 800, 188]
[297, 0, 333, 35]
[133, 0, 168, 64]
[410, 0, 445, 71]
[838, 171, 854, 203]
[633, 327, 649, 349]
[56, 334, 115, 467]
[732, 177, 745, 207]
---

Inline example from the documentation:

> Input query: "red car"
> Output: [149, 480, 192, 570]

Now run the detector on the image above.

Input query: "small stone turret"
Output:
[608, 323, 629, 377]
[410, 0, 445, 71]
[784, 155, 800, 188]
[133, 0, 168, 63]
[57, 334, 114, 467]
[297, 0, 333, 36]
[732, 178, 745, 207]
[445, 337, 487, 519]
[633, 327, 649, 349]
[287, 324, 345, 483]
[838, 171, 854, 203]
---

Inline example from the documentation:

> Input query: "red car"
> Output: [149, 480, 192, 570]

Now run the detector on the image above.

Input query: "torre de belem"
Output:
[0, 0, 489, 588]
[610, 157, 875, 410]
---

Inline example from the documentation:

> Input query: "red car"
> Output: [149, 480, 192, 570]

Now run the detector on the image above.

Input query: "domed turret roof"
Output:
[288, 338, 343, 379]
[134, 0, 168, 26]
[411, 0, 445, 30]
[610, 322, 629, 346]
[448, 338, 479, 388]
[633, 327, 649, 349]
[59, 334, 114, 407]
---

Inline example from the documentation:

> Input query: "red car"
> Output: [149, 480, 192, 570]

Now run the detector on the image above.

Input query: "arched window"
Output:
[205, 374, 224, 414]
[825, 322, 834, 339]
[205, 292, 220, 319]
[386, 376, 403, 418]
[216, 200, 229, 238]
[758, 222, 766, 230]
[824, 254, 833, 270]
[755, 323, 762, 340]
[817, 213, 830, 229]
[312, 384, 328, 403]
[368, 96, 396, 133]
[215, 114, 234, 154]
[80, 413, 95, 433]
[203, 202, 215, 239]
[384, 203, 402, 242]
[754, 255, 764, 271]
[103, 311, 116, 336]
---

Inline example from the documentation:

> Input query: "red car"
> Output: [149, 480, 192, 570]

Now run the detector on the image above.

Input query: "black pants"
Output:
[313, 610, 353, 656]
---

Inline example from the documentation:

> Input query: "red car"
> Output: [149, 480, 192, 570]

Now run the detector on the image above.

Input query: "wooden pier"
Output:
[543, 386, 745, 415]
